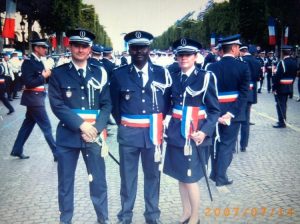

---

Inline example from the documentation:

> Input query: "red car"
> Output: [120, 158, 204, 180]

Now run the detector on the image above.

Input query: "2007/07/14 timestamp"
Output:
[204, 207, 295, 218]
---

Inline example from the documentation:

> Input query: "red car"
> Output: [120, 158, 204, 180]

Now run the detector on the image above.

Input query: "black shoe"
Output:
[257, 89, 261, 93]
[216, 179, 233, 187]
[249, 122, 255, 125]
[8, 98, 13, 101]
[240, 147, 246, 152]
[180, 217, 190, 224]
[146, 219, 162, 224]
[7, 110, 15, 115]
[54, 156, 58, 162]
[13, 96, 20, 99]
[273, 124, 286, 128]
[10, 152, 30, 159]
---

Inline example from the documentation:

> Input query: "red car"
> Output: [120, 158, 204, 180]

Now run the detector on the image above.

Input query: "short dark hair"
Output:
[222, 44, 232, 54]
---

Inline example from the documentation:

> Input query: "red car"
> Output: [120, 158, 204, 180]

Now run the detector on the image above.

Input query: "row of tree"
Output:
[152, 0, 300, 51]
[0, 0, 111, 51]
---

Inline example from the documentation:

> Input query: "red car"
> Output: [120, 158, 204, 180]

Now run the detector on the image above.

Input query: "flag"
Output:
[210, 33, 216, 47]
[2, 0, 16, 39]
[62, 32, 69, 47]
[284, 26, 289, 45]
[268, 17, 276, 45]
[50, 33, 57, 49]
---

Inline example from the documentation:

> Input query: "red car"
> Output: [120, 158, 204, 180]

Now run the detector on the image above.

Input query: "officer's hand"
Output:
[80, 122, 98, 140]
[42, 69, 52, 78]
[81, 133, 94, 143]
[191, 131, 206, 146]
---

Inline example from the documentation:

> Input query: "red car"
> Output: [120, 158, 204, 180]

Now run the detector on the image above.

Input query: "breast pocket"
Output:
[120, 87, 136, 102]
[61, 84, 78, 101]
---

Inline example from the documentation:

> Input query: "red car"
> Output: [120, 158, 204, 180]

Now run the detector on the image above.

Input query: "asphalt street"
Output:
[0, 80, 300, 224]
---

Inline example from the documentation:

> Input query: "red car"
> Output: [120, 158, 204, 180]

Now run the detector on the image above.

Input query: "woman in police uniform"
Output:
[163, 39, 220, 224]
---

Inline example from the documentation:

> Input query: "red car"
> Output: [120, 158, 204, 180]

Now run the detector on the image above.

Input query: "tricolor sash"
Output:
[25, 85, 45, 92]
[0, 79, 5, 83]
[172, 105, 206, 121]
[72, 109, 100, 125]
[180, 106, 203, 139]
[121, 113, 163, 162]
[249, 82, 254, 90]
[218, 91, 239, 103]
[121, 114, 150, 128]
[280, 79, 293, 85]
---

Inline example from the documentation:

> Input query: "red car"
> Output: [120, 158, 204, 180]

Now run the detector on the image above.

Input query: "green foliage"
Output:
[153, 0, 300, 50]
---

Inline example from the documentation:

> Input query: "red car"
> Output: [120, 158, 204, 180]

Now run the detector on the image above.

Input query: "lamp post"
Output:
[20, 18, 25, 54]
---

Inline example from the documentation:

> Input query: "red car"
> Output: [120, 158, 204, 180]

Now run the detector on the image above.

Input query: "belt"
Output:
[279, 79, 293, 85]
[172, 105, 206, 120]
[25, 85, 45, 92]
[218, 91, 239, 103]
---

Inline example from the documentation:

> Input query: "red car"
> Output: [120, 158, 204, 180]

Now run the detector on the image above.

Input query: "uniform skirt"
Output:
[163, 143, 205, 183]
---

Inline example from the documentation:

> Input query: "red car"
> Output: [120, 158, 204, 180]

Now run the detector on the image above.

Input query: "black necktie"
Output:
[181, 74, 188, 88]
[78, 69, 86, 84]
[138, 71, 143, 86]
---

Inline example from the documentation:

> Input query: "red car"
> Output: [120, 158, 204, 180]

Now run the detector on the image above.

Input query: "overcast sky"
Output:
[83, 0, 207, 52]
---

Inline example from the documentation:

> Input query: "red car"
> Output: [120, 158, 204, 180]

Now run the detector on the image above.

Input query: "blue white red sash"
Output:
[121, 114, 150, 128]
[280, 79, 293, 85]
[218, 91, 239, 103]
[72, 109, 100, 125]
[73, 109, 107, 142]
[249, 82, 254, 90]
[121, 113, 163, 162]
[25, 85, 45, 92]
[180, 106, 203, 139]
[172, 105, 206, 120]
[0, 79, 5, 83]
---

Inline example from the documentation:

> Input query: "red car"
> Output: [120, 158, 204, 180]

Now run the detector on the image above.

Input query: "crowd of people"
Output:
[1, 28, 299, 224]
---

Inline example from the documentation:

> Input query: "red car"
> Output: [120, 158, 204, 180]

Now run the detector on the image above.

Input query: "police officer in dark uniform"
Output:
[207, 34, 250, 186]
[256, 50, 267, 93]
[10, 39, 57, 160]
[239, 45, 261, 152]
[163, 38, 220, 224]
[101, 47, 115, 80]
[266, 51, 278, 93]
[110, 30, 172, 224]
[48, 29, 112, 224]
[272, 45, 297, 128]
[120, 51, 129, 66]
[0, 63, 14, 114]
[89, 44, 104, 68]
[203, 45, 219, 70]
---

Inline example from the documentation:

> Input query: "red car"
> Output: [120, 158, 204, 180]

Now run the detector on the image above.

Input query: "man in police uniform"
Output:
[272, 45, 297, 128]
[48, 29, 111, 224]
[101, 47, 115, 80]
[207, 34, 250, 186]
[89, 44, 103, 68]
[110, 30, 172, 224]
[10, 39, 57, 160]
[0, 63, 14, 114]
[266, 51, 278, 93]
[239, 45, 261, 152]
[256, 50, 267, 93]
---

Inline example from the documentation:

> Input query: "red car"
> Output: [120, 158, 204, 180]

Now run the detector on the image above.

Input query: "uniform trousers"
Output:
[0, 89, 14, 112]
[11, 106, 57, 156]
[266, 72, 272, 92]
[210, 122, 240, 184]
[240, 103, 252, 148]
[117, 144, 160, 222]
[57, 144, 108, 223]
[275, 94, 288, 125]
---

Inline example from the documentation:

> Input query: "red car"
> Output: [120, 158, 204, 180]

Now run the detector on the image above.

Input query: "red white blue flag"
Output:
[210, 33, 216, 47]
[2, 0, 16, 39]
[268, 17, 276, 45]
[284, 26, 289, 45]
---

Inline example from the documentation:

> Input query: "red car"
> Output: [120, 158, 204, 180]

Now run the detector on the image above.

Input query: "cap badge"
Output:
[80, 31, 86, 38]
[181, 38, 187, 46]
[135, 31, 142, 39]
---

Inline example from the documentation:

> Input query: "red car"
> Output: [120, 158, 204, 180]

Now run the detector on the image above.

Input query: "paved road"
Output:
[0, 80, 300, 224]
